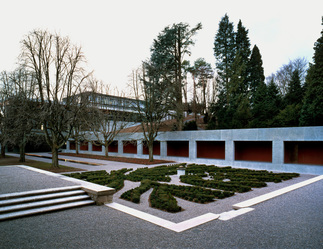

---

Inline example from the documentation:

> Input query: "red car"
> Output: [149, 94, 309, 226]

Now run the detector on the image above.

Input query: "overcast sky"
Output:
[1, 0, 322, 93]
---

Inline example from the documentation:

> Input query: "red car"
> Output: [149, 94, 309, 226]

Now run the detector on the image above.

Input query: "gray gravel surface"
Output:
[0, 180, 322, 249]
[0, 166, 78, 194]
[112, 173, 316, 223]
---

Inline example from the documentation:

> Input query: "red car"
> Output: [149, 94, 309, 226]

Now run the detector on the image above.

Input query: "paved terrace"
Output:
[0, 153, 322, 248]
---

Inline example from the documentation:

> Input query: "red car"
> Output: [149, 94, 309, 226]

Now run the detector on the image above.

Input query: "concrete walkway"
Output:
[9, 152, 169, 173]
[1, 153, 322, 248]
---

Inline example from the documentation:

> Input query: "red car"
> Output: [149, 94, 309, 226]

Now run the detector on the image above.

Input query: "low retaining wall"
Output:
[64, 126, 323, 175]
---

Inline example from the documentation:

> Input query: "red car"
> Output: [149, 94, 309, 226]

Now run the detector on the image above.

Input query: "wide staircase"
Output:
[0, 186, 95, 221]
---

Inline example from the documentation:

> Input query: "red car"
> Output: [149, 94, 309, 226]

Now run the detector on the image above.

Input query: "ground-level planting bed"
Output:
[65, 164, 299, 213]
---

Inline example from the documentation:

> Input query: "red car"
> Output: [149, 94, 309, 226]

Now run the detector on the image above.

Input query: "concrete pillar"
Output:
[66, 141, 70, 151]
[189, 140, 196, 159]
[137, 140, 143, 155]
[273, 140, 284, 164]
[88, 142, 93, 152]
[226, 140, 234, 163]
[118, 139, 123, 155]
[160, 141, 167, 158]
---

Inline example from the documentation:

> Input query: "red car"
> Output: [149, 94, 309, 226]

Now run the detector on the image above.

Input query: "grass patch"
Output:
[0, 156, 85, 173]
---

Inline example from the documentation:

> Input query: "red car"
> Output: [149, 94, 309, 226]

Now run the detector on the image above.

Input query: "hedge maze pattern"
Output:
[65, 164, 299, 213]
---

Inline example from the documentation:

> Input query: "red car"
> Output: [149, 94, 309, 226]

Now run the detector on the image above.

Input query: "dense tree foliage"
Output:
[208, 14, 322, 129]
[299, 18, 323, 126]
[150, 22, 202, 131]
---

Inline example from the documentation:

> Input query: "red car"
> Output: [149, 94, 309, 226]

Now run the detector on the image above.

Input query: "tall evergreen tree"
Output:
[213, 14, 236, 88]
[266, 79, 282, 127]
[273, 70, 303, 127]
[248, 45, 265, 105]
[249, 81, 267, 128]
[285, 69, 303, 106]
[236, 20, 251, 65]
[300, 18, 323, 126]
[235, 20, 252, 95]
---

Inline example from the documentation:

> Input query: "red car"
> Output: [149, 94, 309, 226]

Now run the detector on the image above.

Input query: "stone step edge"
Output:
[0, 185, 82, 200]
[0, 200, 94, 221]
[0, 190, 86, 207]
[0, 195, 91, 214]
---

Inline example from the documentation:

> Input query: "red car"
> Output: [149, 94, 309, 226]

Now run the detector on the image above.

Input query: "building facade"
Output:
[64, 126, 323, 175]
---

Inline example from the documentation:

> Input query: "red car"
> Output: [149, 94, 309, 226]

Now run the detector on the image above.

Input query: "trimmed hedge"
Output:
[65, 163, 300, 213]
[64, 168, 131, 191]
[125, 164, 181, 182]
[150, 185, 182, 213]
[120, 179, 152, 203]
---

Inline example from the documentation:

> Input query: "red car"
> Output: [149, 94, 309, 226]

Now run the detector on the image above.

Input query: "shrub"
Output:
[183, 120, 198, 130]
[120, 180, 153, 203]
[149, 185, 182, 212]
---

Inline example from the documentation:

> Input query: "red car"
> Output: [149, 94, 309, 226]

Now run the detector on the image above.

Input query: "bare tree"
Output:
[4, 68, 39, 162]
[20, 29, 90, 168]
[0, 71, 11, 158]
[269, 57, 308, 95]
[132, 62, 171, 161]
[84, 79, 132, 157]
[87, 107, 129, 157]
[189, 58, 214, 120]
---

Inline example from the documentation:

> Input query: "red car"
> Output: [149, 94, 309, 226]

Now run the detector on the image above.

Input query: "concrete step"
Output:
[0, 195, 92, 214]
[0, 186, 95, 221]
[0, 190, 86, 207]
[0, 186, 82, 201]
[0, 200, 95, 221]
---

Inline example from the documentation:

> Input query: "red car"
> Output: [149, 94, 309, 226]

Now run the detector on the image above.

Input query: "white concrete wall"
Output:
[64, 126, 323, 175]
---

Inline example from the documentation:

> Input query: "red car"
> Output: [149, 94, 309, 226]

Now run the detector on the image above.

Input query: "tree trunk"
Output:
[0, 144, 5, 158]
[52, 147, 59, 168]
[75, 138, 79, 154]
[19, 144, 26, 162]
[148, 141, 154, 162]
[105, 144, 109, 158]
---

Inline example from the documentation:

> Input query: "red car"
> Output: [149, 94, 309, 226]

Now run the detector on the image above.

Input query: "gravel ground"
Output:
[0, 166, 78, 195]
[0, 155, 322, 248]
[0, 180, 322, 249]
[112, 173, 316, 223]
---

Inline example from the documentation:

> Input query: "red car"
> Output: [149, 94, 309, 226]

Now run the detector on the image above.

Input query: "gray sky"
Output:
[1, 0, 322, 93]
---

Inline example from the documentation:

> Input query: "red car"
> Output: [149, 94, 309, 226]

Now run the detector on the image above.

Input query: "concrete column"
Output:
[88, 142, 93, 152]
[66, 141, 70, 151]
[118, 139, 123, 155]
[226, 140, 234, 163]
[160, 141, 167, 158]
[273, 140, 284, 164]
[189, 140, 196, 159]
[137, 140, 143, 155]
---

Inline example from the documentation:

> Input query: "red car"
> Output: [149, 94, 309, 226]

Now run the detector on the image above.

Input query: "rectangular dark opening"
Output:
[196, 141, 225, 159]
[143, 141, 160, 155]
[80, 141, 88, 151]
[167, 141, 189, 157]
[284, 141, 323, 165]
[108, 141, 118, 153]
[123, 141, 137, 154]
[92, 142, 102, 152]
[69, 141, 76, 150]
[235, 141, 272, 162]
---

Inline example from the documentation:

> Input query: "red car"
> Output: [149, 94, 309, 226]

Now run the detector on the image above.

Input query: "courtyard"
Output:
[0, 153, 322, 248]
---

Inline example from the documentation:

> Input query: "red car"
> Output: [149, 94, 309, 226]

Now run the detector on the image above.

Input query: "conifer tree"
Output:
[285, 70, 303, 106]
[213, 14, 236, 88]
[273, 70, 303, 127]
[151, 22, 202, 130]
[248, 45, 265, 105]
[300, 18, 323, 126]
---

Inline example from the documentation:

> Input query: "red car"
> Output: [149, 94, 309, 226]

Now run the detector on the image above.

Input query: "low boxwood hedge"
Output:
[65, 163, 299, 213]
[149, 185, 182, 213]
